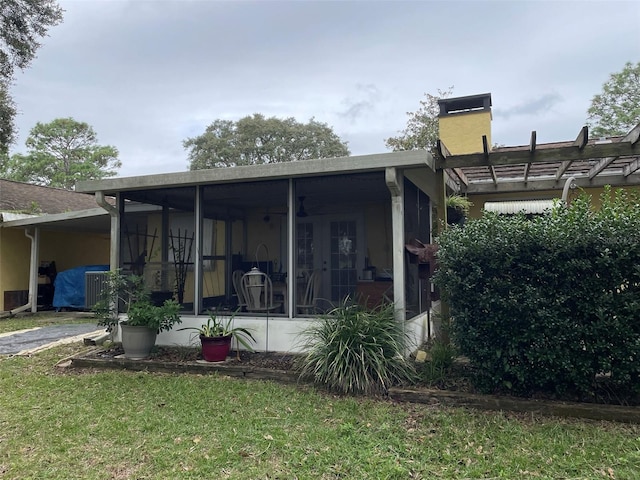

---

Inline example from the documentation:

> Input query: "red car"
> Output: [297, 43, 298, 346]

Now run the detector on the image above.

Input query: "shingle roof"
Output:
[0, 179, 99, 214]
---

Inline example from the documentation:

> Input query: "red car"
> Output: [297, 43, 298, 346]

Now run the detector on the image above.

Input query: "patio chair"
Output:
[241, 269, 282, 313]
[232, 269, 247, 311]
[297, 270, 321, 315]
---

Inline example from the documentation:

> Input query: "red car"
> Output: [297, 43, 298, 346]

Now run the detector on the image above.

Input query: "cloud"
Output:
[337, 84, 382, 123]
[495, 93, 563, 120]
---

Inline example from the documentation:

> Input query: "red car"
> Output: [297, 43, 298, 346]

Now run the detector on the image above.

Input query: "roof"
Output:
[0, 179, 100, 214]
[438, 124, 640, 194]
[0, 207, 110, 233]
[76, 150, 433, 194]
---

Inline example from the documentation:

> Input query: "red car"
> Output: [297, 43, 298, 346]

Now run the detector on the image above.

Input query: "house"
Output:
[0, 179, 111, 313]
[74, 93, 639, 353]
[3, 93, 637, 352]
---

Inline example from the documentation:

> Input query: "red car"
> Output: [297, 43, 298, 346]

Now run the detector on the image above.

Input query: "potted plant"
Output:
[445, 195, 473, 225]
[179, 310, 256, 362]
[94, 270, 182, 359]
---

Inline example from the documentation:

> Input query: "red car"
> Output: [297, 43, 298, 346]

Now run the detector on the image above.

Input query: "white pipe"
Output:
[562, 175, 577, 203]
[6, 229, 37, 316]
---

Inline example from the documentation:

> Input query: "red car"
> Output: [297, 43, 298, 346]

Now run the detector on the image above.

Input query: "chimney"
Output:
[438, 93, 492, 155]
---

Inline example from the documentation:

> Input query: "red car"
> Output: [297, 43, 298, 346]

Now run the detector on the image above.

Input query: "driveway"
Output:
[0, 323, 105, 355]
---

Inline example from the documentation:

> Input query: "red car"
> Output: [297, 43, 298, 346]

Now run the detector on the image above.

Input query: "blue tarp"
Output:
[53, 265, 109, 309]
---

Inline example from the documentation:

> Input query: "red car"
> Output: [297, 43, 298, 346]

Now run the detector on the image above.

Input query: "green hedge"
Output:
[434, 187, 640, 400]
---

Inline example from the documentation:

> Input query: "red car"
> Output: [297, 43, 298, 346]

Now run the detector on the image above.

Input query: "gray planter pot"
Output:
[121, 323, 157, 359]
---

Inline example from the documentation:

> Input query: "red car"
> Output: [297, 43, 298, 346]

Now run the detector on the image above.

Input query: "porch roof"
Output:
[437, 123, 640, 194]
[76, 150, 434, 194]
[0, 208, 110, 233]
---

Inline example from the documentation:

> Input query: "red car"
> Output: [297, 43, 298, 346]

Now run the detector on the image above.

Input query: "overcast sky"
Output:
[9, 0, 640, 178]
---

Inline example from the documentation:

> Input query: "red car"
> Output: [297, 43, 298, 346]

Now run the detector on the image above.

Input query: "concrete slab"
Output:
[0, 323, 105, 355]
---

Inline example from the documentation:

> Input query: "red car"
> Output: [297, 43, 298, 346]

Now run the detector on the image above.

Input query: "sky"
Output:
[9, 0, 640, 178]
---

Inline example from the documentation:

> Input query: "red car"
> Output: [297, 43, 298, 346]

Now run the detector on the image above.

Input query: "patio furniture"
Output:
[241, 268, 282, 313]
[232, 269, 247, 311]
[297, 270, 321, 314]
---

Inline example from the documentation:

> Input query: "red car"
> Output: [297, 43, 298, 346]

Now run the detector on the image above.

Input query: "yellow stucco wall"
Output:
[0, 229, 32, 298]
[364, 203, 393, 273]
[0, 228, 110, 311]
[467, 186, 639, 218]
[439, 110, 492, 155]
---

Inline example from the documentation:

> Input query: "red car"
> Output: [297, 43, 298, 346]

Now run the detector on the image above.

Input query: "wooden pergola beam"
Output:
[529, 131, 537, 153]
[555, 126, 589, 180]
[436, 140, 640, 170]
[523, 131, 536, 182]
[466, 172, 640, 194]
[588, 124, 640, 179]
[573, 126, 589, 150]
[451, 168, 469, 188]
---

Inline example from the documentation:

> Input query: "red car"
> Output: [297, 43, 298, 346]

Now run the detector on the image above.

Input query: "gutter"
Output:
[0, 229, 37, 318]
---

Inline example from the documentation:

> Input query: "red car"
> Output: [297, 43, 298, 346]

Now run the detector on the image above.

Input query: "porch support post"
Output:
[96, 191, 120, 272]
[194, 186, 202, 315]
[434, 169, 450, 326]
[287, 179, 295, 319]
[27, 227, 40, 312]
[385, 167, 405, 322]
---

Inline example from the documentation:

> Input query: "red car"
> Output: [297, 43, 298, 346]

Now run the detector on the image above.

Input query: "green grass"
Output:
[0, 312, 95, 334]
[0, 344, 638, 479]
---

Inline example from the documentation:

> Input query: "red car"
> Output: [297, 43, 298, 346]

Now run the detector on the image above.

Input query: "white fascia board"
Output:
[76, 151, 432, 194]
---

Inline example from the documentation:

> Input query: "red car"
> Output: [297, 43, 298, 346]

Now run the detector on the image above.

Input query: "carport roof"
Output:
[0, 208, 110, 234]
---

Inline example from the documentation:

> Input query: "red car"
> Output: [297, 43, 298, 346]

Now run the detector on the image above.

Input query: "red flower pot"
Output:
[200, 335, 232, 362]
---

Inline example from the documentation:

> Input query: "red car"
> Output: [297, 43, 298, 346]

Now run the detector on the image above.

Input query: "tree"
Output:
[184, 114, 350, 169]
[0, 0, 63, 154]
[587, 61, 640, 138]
[385, 87, 453, 153]
[0, 81, 16, 154]
[0, 117, 120, 189]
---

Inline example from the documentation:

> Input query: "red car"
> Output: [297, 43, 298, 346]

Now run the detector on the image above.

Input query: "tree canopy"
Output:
[0, 0, 63, 154]
[385, 87, 453, 153]
[184, 114, 350, 169]
[0, 117, 120, 189]
[587, 61, 640, 138]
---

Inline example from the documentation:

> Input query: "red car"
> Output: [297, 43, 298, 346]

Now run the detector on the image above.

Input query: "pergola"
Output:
[436, 123, 640, 195]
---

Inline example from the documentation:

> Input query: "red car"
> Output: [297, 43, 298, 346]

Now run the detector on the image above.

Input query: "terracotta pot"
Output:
[200, 335, 232, 362]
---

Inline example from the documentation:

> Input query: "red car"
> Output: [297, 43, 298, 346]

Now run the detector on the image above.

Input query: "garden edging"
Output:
[69, 350, 640, 424]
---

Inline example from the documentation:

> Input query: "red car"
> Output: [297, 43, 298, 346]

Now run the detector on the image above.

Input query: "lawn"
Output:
[0, 343, 638, 479]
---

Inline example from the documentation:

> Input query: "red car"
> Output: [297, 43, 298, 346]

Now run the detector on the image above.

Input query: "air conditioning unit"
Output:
[85, 271, 109, 309]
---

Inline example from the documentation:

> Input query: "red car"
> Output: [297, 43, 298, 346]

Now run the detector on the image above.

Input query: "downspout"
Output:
[385, 167, 406, 323]
[3, 228, 39, 317]
[562, 175, 577, 203]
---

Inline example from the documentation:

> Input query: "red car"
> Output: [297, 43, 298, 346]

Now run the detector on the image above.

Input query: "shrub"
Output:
[296, 299, 416, 395]
[434, 187, 640, 401]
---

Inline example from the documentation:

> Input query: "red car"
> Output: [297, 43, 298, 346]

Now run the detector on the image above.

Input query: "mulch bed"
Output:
[89, 344, 301, 371]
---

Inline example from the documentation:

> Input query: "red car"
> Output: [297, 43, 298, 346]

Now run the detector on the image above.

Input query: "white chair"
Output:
[232, 269, 246, 311]
[297, 270, 321, 315]
[241, 269, 282, 313]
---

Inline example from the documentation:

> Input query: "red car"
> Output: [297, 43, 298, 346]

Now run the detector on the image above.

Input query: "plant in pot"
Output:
[93, 270, 182, 359]
[179, 310, 256, 362]
[445, 195, 473, 226]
